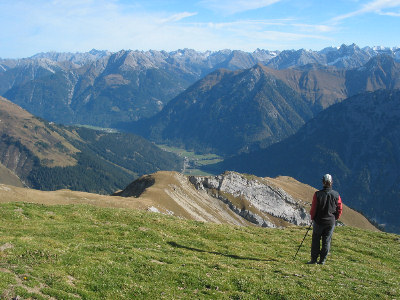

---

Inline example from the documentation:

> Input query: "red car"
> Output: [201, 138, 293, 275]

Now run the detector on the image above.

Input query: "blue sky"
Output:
[1, 0, 400, 58]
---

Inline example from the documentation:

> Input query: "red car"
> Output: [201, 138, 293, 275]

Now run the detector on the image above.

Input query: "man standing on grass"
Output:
[308, 174, 343, 265]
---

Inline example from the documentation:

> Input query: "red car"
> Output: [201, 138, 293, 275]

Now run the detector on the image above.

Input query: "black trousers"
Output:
[311, 221, 335, 263]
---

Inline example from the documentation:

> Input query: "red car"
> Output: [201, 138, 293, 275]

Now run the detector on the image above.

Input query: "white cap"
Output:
[323, 174, 332, 183]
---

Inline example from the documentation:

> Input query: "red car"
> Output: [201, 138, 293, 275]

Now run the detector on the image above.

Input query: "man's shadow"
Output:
[167, 241, 276, 262]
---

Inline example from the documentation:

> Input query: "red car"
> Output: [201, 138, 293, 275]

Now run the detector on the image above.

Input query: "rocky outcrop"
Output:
[189, 172, 311, 227]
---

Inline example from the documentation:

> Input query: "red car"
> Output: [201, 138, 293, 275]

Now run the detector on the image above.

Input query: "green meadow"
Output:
[156, 144, 223, 176]
[0, 202, 399, 299]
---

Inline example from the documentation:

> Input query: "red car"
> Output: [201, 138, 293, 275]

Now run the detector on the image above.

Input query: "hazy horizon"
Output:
[1, 0, 400, 59]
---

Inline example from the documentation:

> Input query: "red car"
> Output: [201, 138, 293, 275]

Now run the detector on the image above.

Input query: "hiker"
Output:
[308, 174, 343, 265]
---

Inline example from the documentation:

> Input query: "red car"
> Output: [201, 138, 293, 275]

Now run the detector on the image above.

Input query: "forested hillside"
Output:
[0, 97, 183, 193]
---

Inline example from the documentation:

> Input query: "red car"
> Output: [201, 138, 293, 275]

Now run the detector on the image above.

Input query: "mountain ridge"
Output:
[130, 56, 400, 156]
[1, 44, 400, 128]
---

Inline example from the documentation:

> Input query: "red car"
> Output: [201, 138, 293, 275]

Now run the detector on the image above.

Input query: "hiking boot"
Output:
[318, 260, 326, 265]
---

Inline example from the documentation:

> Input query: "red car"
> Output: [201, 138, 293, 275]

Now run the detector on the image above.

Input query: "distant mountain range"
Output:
[0, 96, 182, 193]
[131, 55, 400, 155]
[211, 89, 400, 233]
[1, 44, 399, 128]
[266, 44, 400, 69]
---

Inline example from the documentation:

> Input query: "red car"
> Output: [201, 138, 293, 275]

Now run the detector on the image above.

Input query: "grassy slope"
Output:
[0, 97, 80, 168]
[0, 203, 399, 299]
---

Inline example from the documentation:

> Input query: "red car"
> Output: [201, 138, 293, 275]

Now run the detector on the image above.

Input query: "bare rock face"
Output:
[189, 172, 311, 227]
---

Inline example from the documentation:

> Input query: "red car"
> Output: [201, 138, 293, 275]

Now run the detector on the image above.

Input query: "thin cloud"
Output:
[160, 12, 198, 23]
[200, 0, 282, 15]
[332, 0, 400, 22]
[187, 20, 331, 44]
[379, 11, 400, 17]
[200, 19, 335, 36]
[237, 29, 331, 42]
[292, 24, 335, 33]
[202, 19, 293, 30]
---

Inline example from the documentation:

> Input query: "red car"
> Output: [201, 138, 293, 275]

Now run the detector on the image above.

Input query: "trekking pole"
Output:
[293, 223, 312, 260]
